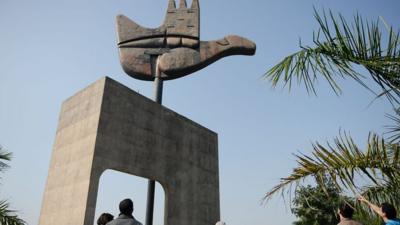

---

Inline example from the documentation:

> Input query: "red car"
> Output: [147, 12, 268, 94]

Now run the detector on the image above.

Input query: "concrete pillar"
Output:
[39, 77, 220, 225]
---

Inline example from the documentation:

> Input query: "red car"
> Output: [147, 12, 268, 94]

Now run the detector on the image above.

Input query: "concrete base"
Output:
[39, 77, 220, 225]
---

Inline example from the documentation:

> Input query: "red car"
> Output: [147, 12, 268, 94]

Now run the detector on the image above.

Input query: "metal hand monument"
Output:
[116, 0, 256, 81]
[116, 1, 255, 225]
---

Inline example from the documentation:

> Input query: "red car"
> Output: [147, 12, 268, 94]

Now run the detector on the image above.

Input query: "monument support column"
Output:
[145, 57, 164, 225]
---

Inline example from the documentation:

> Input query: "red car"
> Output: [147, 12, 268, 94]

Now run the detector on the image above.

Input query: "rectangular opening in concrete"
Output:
[95, 169, 165, 225]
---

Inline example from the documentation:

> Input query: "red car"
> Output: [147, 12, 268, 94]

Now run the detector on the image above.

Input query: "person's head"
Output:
[381, 203, 397, 220]
[97, 213, 114, 225]
[338, 203, 354, 219]
[119, 198, 134, 216]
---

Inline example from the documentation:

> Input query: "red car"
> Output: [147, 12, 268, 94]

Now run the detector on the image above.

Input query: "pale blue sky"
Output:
[1, 0, 399, 225]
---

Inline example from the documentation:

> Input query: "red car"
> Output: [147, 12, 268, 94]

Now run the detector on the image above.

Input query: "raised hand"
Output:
[357, 195, 367, 203]
[116, 0, 256, 81]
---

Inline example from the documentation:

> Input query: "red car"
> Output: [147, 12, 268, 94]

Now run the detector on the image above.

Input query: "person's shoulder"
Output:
[128, 221, 141, 225]
[337, 220, 363, 225]
[386, 219, 400, 225]
[352, 220, 363, 225]
[105, 220, 116, 225]
[128, 218, 142, 225]
[133, 220, 143, 225]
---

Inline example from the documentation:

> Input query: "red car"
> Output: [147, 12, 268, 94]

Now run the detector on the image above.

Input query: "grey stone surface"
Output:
[39, 77, 220, 225]
[116, 0, 256, 81]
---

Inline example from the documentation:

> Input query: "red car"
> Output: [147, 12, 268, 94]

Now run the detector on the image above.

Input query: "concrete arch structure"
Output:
[39, 77, 220, 225]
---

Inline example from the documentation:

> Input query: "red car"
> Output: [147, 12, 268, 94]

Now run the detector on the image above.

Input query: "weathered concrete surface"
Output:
[39, 77, 220, 225]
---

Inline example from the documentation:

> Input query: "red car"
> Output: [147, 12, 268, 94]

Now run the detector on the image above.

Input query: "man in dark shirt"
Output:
[106, 199, 143, 225]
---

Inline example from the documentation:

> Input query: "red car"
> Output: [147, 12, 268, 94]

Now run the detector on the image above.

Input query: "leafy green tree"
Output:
[0, 146, 26, 225]
[291, 180, 341, 225]
[292, 179, 382, 225]
[263, 8, 400, 223]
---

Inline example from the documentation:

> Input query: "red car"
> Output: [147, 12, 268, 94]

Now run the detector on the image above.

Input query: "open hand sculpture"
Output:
[116, 0, 256, 81]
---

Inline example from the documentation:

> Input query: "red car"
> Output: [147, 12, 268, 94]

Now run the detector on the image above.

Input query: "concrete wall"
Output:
[39, 77, 220, 225]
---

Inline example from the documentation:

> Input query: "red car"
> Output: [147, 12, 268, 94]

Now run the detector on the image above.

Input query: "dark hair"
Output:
[119, 198, 134, 216]
[339, 203, 354, 219]
[97, 213, 114, 225]
[381, 203, 397, 219]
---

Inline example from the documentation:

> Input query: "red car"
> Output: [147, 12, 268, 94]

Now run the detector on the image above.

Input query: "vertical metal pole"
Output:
[153, 75, 163, 104]
[145, 56, 163, 225]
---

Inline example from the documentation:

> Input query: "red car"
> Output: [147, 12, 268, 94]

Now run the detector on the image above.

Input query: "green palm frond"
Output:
[0, 146, 12, 173]
[265, 9, 400, 105]
[0, 200, 25, 225]
[264, 133, 400, 202]
[352, 183, 400, 225]
[361, 181, 400, 208]
[353, 203, 382, 225]
[0, 146, 24, 225]
[385, 110, 400, 143]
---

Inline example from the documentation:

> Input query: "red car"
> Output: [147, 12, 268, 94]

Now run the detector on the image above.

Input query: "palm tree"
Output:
[263, 9, 400, 215]
[266, 9, 400, 105]
[264, 134, 400, 203]
[0, 146, 26, 225]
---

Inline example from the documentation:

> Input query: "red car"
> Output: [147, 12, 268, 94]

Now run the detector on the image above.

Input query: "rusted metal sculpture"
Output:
[116, 0, 256, 81]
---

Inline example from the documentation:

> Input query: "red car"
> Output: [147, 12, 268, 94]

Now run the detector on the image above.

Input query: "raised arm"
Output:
[358, 196, 386, 221]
